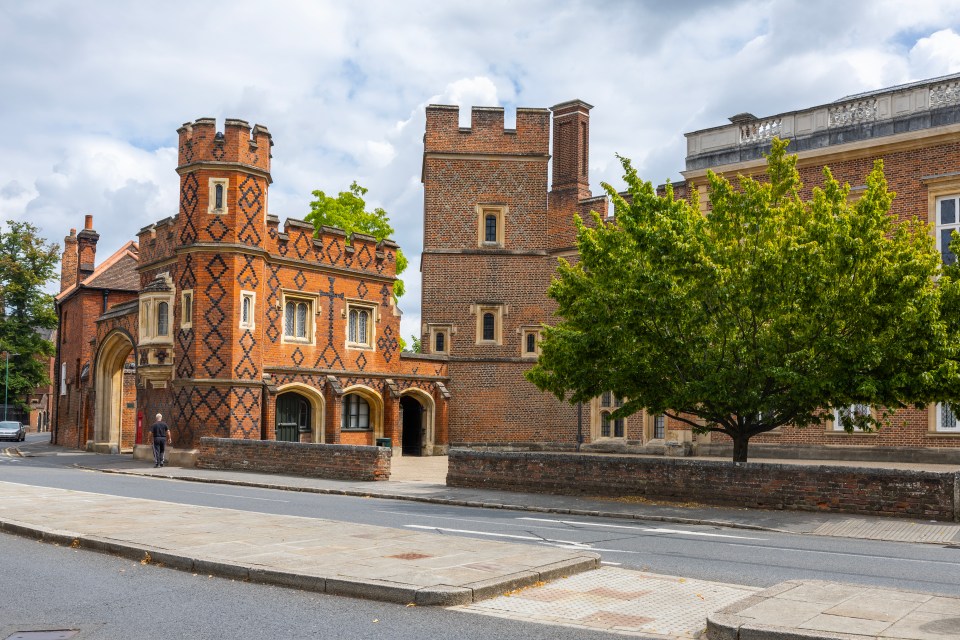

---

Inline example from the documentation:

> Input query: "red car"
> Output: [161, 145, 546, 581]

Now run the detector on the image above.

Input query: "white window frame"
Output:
[342, 393, 371, 431]
[831, 404, 871, 432]
[935, 402, 960, 433]
[208, 178, 229, 215]
[181, 290, 193, 330]
[60, 362, 67, 396]
[281, 293, 316, 345]
[239, 290, 256, 330]
[936, 195, 960, 265]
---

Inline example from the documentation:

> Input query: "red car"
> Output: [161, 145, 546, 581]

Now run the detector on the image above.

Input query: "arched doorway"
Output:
[275, 384, 325, 443]
[399, 389, 435, 456]
[276, 391, 310, 442]
[400, 395, 423, 456]
[92, 330, 136, 453]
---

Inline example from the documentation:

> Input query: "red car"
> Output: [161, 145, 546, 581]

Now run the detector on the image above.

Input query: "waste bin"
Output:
[375, 437, 392, 448]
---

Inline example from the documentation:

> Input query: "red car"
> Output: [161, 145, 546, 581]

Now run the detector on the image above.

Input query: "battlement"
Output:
[177, 117, 272, 173]
[424, 104, 550, 156]
[274, 219, 398, 277]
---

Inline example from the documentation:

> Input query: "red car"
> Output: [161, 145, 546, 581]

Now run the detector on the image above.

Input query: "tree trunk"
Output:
[732, 435, 750, 463]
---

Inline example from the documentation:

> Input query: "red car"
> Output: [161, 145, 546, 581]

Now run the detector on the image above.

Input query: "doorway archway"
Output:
[275, 384, 325, 443]
[92, 330, 136, 453]
[399, 388, 435, 456]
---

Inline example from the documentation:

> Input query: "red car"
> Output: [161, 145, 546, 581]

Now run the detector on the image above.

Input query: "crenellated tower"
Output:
[150, 117, 274, 446]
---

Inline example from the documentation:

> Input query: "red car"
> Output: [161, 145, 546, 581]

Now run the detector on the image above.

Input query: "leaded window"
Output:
[342, 394, 370, 430]
[157, 302, 169, 336]
[349, 308, 371, 346]
[284, 299, 310, 340]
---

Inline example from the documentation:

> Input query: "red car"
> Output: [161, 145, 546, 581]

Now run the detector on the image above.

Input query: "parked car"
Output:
[0, 421, 25, 442]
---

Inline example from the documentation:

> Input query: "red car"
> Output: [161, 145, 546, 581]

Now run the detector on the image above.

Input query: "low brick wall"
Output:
[198, 438, 391, 481]
[447, 450, 959, 521]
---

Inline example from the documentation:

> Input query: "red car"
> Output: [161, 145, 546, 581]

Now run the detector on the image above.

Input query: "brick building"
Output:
[53, 118, 448, 461]
[420, 74, 960, 461]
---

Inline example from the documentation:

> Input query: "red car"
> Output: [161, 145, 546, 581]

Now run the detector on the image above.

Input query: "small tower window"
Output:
[435, 331, 445, 352]
[215, 183, 224, 210]
[482, 313, 495, 341]
[526, 332, 535, 353]
[484, 214, 497, 242]
[208, 178, 229, 214]
[239, 291, 255, 329]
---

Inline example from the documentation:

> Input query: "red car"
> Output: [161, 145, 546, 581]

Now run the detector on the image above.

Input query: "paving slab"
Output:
[706, 579, 960, 640]
[0, 481, 598, 606]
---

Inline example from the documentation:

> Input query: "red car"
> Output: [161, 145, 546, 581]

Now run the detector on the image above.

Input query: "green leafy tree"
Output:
[306, 181, 408, 298]
[0, 221, 58, 411]
[408, 334, 421, 354]
[527, 139, 959, 462]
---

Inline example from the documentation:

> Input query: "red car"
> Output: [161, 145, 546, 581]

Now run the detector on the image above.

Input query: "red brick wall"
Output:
[448, 450, 959, 521]
[197, 436, 391, 481]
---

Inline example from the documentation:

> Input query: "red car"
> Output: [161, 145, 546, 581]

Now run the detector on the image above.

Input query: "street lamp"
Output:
[4, 351, 16, 422]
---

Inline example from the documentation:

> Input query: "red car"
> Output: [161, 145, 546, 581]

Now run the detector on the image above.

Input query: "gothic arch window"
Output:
[435, 331, 445, 352]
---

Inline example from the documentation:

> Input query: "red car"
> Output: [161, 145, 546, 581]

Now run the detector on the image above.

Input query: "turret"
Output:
[175, 117, 272, 247]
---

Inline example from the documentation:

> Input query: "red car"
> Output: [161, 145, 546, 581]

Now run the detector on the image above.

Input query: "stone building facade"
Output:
[53, 118, 448, 460]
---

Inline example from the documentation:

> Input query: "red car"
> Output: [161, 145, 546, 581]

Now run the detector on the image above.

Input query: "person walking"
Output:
[150, 413, 172, 467]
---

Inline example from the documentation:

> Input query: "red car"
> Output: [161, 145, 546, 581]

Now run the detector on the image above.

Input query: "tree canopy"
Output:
[0, 221, 59, 411]
[306, 181, 408, 298]
[526, 139, 960, 462]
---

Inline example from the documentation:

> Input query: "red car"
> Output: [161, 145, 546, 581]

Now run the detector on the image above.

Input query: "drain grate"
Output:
[6, 631, 80, 639]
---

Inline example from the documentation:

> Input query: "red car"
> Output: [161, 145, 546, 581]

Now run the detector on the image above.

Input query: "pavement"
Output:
[2, 441, 959, 638]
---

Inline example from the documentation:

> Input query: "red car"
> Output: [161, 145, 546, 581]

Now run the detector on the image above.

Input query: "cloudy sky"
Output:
[3, 0, 960, 340]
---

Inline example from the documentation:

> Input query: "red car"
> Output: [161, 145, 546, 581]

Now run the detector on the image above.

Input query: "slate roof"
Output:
[56, 241, 139, 303]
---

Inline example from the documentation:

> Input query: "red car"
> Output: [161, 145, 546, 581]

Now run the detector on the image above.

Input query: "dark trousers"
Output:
[153, 437, 166, 466]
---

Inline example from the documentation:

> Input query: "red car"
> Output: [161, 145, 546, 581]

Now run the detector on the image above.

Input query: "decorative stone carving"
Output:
[828, 99, 877, 127]
[930, 81, 960, 108]
[739, 118, 781, 144]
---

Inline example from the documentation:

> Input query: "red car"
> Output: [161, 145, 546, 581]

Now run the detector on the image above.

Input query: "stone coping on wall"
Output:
[446, 449, 960, 522]
[198, 437, 391, 482]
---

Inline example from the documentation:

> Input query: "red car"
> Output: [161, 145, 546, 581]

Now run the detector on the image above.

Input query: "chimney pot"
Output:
[84, 215, 93, 230]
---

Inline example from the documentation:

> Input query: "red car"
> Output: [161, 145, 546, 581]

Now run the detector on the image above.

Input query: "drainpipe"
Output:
[576, 402, 583, 452]
[51, 302, 62, 445]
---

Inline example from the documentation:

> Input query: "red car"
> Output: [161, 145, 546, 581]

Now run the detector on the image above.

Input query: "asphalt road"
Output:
[0, 529, 622, 640]
[4, 433, 960, 599]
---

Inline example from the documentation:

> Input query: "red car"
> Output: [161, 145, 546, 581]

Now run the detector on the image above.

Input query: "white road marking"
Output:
[517, 517, 767, 540]
[171, 489, 289, 503]
[404, 524, 593, 548]
[600, 561, 622, 566]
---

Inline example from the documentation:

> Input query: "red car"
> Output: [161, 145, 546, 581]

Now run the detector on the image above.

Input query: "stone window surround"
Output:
[472, 303, 505, 345]
[139, 288, 174, 347]
[344, 298, 378, 350]
[427, 323, 453, 355]
[208, 178, 229, 215]
[239, 290, 256, 330]
[180, 290, 193, 330]
[929, 403, 960, 435]
[519, 325, 541, 358]
[476, 204, 507, 248]
[280, 290, 319, 345]
[925, 173, 960, 259]
[590, 394, 629, 441]
[828, 404, 875, 433]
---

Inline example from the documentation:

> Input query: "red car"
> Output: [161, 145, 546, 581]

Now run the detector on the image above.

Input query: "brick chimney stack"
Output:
[550, 99, 593, 200]
[76, 214, 99, 282]
[60, 228, 78, 293]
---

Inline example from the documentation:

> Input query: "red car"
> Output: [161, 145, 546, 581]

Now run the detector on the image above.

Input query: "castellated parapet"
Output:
[424, 105, 550, 156]
[176, 117, 273, 174]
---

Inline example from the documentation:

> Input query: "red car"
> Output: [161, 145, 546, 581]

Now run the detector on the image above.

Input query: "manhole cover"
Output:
[920, 617, 960, 636]
[6, 632, 79, 640]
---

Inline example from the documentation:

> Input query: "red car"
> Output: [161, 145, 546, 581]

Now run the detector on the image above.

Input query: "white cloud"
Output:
[909, 29, 960, 77]
[2, 0, 960, 343]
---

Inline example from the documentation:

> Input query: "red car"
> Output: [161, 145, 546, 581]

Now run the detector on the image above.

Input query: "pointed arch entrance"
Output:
[399, 388, 435, 456]
[92, 329, 136, 453]
[276, 383, 325, 443]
